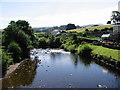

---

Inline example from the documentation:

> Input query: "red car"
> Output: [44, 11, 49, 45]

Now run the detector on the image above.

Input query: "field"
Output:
[91, 45, 120, 61]
[67, 24, 114, 32]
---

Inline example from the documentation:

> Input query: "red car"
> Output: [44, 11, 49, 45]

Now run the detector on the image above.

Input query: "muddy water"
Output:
[2, 49, 120, 88]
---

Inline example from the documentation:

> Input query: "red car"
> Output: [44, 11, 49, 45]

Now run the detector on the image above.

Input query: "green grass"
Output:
[90, 45, 120, 61]
[77, 36, 100, 40]
[67, 24, 114, 32]
[34, 32, 45, 35]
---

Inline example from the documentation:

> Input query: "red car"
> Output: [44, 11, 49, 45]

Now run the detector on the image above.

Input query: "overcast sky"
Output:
[0, 0, 119, 29]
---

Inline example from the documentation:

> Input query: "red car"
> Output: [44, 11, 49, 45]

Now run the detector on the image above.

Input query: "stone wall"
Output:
[113, 25, 120, 35]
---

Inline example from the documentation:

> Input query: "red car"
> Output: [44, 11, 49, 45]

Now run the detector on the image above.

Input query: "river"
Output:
[2, 49, 120, 88]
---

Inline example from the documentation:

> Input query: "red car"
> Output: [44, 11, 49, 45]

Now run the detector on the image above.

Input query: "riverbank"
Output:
[82, 44, 120, 70]
[5, 63, 20, 77]
[63, 43, 120, 70]
[91, 45, 120, 61]
[78, 44, 120, 70]
[3, 59, 32, 78]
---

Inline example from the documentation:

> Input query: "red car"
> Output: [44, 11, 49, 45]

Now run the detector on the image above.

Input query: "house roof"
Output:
[101, 34, 110, 38]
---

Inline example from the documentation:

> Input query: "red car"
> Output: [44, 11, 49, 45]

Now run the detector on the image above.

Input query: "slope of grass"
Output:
[67, 24, 114, 32]
[78, 36, 100, 40]
[90, 45, 120, 61]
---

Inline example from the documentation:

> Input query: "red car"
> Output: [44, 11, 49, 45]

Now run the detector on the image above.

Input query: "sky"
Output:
[0, 0, 119, 29]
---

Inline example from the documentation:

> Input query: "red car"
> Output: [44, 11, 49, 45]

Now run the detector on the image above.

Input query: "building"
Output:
[119, 1, 120, 12]
[109, 1, 120, 42]
[52, 30, 61, 35]
[101, 34, 110, 40]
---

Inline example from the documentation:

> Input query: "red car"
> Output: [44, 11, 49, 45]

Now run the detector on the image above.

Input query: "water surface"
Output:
[2, 49, 120, 88]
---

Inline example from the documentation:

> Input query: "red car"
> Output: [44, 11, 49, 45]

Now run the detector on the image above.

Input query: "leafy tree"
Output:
[16, 20, 38, 47]
[39, 37, 48, 48]
[111, 11, 120, 24]
[16, 30, 32, 58]
[2, 20, 38, 76]
[85, 29, 89, 32]
[47, 34, 55, 48]
[3, 21, 19, 47]
[3, 20, 37, 59]
[54, 37, 61, 48]
[66, 23, 76, 30]
[107, 21, 111, 24]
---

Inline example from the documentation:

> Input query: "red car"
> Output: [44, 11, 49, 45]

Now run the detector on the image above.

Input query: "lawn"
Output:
[67, 24, 114, 32]
[90, 45, 120, 61]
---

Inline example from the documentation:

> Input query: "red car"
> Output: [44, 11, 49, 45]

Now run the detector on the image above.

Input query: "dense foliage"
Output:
[111, 11, 120, 24]
[77, 43, 92, 56]
[66, 23, 76, 30]
[2, 50, 13, 76]
[2, 20, 38, 76]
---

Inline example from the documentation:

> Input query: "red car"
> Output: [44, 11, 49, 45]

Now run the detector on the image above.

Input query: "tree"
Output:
[2, 20, 37, 59]
[107, 21, 111, 24]
[66, 23, 76, 30]
[39, 37, 48, 48]
[111, 11, 120, 24]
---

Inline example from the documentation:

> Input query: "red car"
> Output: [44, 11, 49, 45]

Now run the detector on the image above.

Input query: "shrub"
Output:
[85, 29, 89, 32]
[8, 42, 22, 63]
[39, 37, 48, 48]
[77, 44, 92, 56]
[94, 29, 98, 32]
[2, 50, 13, 76]
[67, 44, 76, 53]
[82, 34, 87, 37]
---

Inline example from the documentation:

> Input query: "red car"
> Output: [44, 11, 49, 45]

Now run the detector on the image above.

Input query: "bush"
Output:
[39, 37, 48, 48]
[67, 44, 76, 53]
[94, 29, 98, 32]
[8, 42, 22, 63]
[85, 29, 89, 32]
[82, 34, 87, 37]
[2, 50, 13, 76]
[77, 44, 92, 56]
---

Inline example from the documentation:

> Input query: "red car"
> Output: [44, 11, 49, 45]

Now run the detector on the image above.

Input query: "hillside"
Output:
[67, 24, 114, 32]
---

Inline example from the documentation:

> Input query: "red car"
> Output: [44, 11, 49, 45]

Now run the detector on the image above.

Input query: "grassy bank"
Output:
[76, 43, 120, 61]
[91, 45, 120, 61]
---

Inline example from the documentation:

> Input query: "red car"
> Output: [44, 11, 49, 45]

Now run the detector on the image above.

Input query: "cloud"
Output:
[0, 3, 118, 29]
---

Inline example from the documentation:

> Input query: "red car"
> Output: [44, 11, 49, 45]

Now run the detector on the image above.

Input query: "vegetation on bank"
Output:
[2, 20, 38, 76]
[91, 45, 120, 61]
[36, 31, 119, 61]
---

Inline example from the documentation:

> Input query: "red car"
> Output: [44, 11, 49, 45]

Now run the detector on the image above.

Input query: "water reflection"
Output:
[2, 59, 38, 88]
[69, 54, 93, 67]
[95, 61, 120, 77]
[78, 56, 93, 67]
[69, 54, 78, 67]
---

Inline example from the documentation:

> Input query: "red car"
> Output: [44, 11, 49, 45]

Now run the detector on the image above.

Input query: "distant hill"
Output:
[33, 23, 106, 33]
[67, 24, 114, 32]
[81, 24, 104, 28]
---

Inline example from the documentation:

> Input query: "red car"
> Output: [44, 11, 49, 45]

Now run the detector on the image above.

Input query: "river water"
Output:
[2, 49, 120, 88]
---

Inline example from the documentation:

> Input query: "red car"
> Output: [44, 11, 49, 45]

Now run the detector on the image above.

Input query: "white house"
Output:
[52, 30, 61, 35]
[101, 34, 110, 40]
